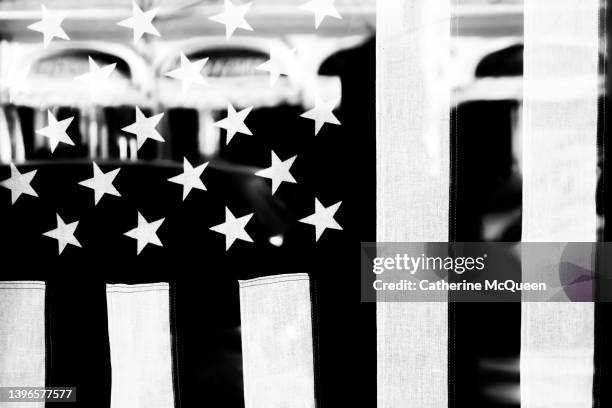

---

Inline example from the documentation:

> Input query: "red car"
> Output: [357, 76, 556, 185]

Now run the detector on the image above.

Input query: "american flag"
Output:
[378, 0, 608, 407]
[0, 1, 367, 407]
[3, 0, 611, 407]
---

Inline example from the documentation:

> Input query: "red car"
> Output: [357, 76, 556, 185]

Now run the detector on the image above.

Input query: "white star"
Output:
[168, 157, 209, 200]
[255, 151, 297, 194]
[36, 110, 74, 153]
[256, 46, 297, 87]
[299, 198, 342, 241]
[27, 5, 70, 48]
[214, 103, 253, 145]
[117, 1, 160, 44]
[0, 163, 38, 204]
[209, 0, 253, 40]
[121, 107, 165, 150]
[42, 214, 81, 254]
[300, 95, 341, 136]
[75, 56, 116, 99]
[210, 207, 254, 250]
[78, 162, 121, 205]
[300, 0, 342, 29]
[124, 211, 165, 255]
[164, 52, 209, 94]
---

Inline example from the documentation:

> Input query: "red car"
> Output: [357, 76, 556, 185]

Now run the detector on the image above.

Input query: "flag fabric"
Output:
[376, 0, 601, 407]
[1, 1, 359, 406]
[0, 0, 608, 407]
[0, 281, 45, 408]
[239, 274, 316, 408]
[0, 276, 318, 408]
[106, 283, 175, 408]
[376, 0, 450, 407]
[521, 0, 598, 407]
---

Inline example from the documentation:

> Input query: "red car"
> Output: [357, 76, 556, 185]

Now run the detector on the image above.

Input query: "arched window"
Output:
[3, 47, 149, 162]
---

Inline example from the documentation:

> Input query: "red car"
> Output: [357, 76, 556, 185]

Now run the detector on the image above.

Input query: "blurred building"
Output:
[4, 0, 602, 241]
[0, 0, 376, 163]
[0, 0, 527, 163]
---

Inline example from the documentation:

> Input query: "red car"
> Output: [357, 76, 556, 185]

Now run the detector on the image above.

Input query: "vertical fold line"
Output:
[376, 0, 452, 407]
[448, 3, 459, 408]
[521, 1, 599, 407]
[168, 282, 181, 408]
[44, 280, 51, 391]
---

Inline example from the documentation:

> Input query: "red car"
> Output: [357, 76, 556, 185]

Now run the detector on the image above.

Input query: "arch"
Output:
[475, 44, 523, 78]
[153, 37, 279, 75]
[19, 41, 151, 91]
[475, 42, 605, 78]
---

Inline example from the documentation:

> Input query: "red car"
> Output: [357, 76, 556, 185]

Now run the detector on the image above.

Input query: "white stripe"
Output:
[376, 0, 451, 406]
[377, 302, 449, 408]
[106, 283, 174, 408]
[239, 273, 315, 408]
[0, 281, 45, 408]
[521, 0, 598, 406]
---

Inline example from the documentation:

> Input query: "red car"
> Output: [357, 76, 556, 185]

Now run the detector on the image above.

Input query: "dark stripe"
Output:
[169, 281, 182, 408]
[171, 279, 243, 407]
[452, 302, 521, 408]
[44, 281, 52, 394]
[309, 276, 323, 407]
[594, 245, 612, 407]
[449, 88, 522, 408]
[593, 2, 609, 407]
[310, 255, 376, 407]
[44, 281, 111, 408]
